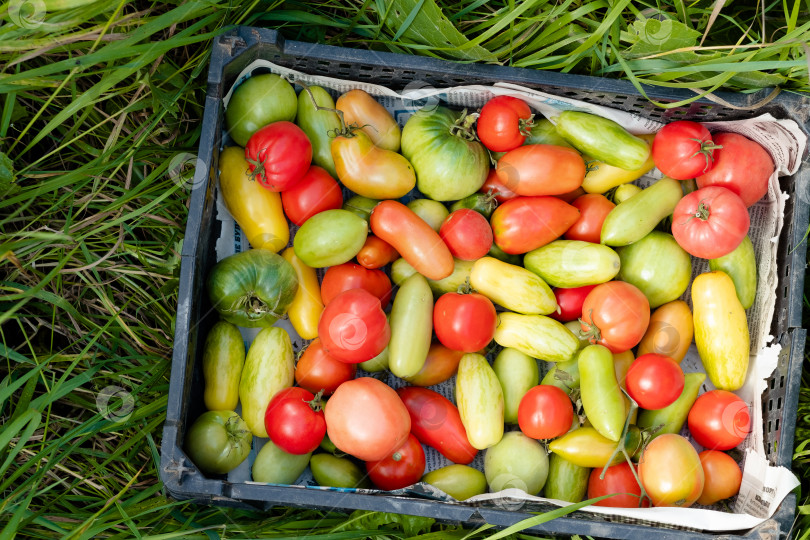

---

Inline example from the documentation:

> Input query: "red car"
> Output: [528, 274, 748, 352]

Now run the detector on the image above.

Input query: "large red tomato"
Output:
[281, 165, 343, 226]
[439, 209, 493, 261]
[294, 338, 357, 396]
[588, 462, 649, 508]
[476, 95, 533, 152]
[365, 433, 426, 491]
[697, 450, 743, 505]
[517, 385, 574, 440]
[625, 353, 684, 410]
[324, 377, 411, 461]
[651, 121, 719, 180]
[264, 387, 325, 455]
[245, 121, 312, 191]
[564, 194, 615, 244]
[671, 186, 750, 259]
[696, 132, 775, 207]
[550, 285, 597, 322]
[490, 196, 580, 255]
[318, 289, 390, 363]
[433, 293, 497, 352]
[580, 281, 650, 353]
[638, 433, 704, 507]
[687, 390, 751, 450]
[321, 263, 392, 308]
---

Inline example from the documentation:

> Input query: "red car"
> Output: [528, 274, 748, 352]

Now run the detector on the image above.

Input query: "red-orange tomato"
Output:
[638, 433, 704, 507]
[356, 235, 399, 269]
[696, 132, 774, 207]
[439, 209, 493, 261]
[490, 196, 580, 255]
[366, 433, 426, 491]
[404, 343, 465, 386]
[324, 377, 411, 461]
[581, 281, 650, 353]
[480, 169, 518, 203]
[477, 95, 533, 152]
[588, 462, 649, 508]
[321, 263, 392, 308]
[697, 450, 742, 505]
[496, 144, 586, 196]
[397, 386, 478, 465]
[565, 194, 615, 243]
[295, 338, 357, 396]
[370, 200, 454, 281]
[280, 166, 343, 226]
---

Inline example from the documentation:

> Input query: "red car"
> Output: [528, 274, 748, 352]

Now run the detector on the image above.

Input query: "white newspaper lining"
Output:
[216, 60, 804, 532]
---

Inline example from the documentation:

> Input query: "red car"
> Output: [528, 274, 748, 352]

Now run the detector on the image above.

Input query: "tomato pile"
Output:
[186, 74, 778, 510]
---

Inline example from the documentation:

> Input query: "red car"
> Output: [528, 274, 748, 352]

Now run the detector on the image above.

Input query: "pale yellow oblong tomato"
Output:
[692, 271, 749, 391]
[218, 146, 289, 252]
[331, 131, 416, 199]
[580, 134, 656, 194]
[336, 89, 401, 151]
[637, 300, 694, 364]
[281, 247, 323, 340]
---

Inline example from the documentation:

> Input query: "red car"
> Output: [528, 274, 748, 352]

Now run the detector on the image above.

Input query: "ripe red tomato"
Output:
[638, 433, 704, 507]
[404, 343, 465, 387]
[295, 338, 357, 396]
[264, 387, 325, 455]
[245, 121, 312, 191]
[318, 289, 390, 363]
[565, 194, 615, 244]
[651, 121, 719, 180]
[480, 169, 518, 203]
[697, 450, 743, 505]
[696, 132, 775, 207]
[366, 433, 426, 491]
[517, 385, 574, 440]
[490, 196, 580, 255]
[433, 292, 497, 352]
[439, 209, 493, 261]
[324, 377, 411, 461]
[671, 185, 750, 259]
[550, 285, 598, 322]
[581, 281, 650, 353]
[588, 462, 649, 508]
[625, 353, 684, 410]
[397, 386, 478, 464]
[321, 263, 392, 308]
[687, 390, 751, 450]
[477, 95, 533, 152]
[281, 165, 343, 226]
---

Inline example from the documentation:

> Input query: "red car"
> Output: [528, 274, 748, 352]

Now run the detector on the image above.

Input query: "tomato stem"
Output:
[449, 109, 479, 142]
[305, 389, 325, 412]
[584, 159, 600, 173]
[687, 137, 723, 174]
[297, 79, 349, 135]
[577, 311, 601, 343]
[517, 114, 535, 137]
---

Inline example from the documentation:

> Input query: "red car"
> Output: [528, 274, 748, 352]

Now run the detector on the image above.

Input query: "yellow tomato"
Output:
[637, 300, 694, 364]
[581, 134, 656, 194]
[331, 131, 416, 199]
[281, 248, 323, 340]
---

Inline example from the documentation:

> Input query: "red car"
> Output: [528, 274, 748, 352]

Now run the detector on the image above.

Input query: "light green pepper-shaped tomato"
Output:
[297, 85, 341, 178]
[555, 110, 651, 170]
[617, 231, 692, 308]
[185, 410, 252, 475]
[637, 372, 706, 441]
[492, 348, 539, 424]
[401, 106, 490, 201]
[549, 426, 642, 468]
[484, 431, 549, 495]
[422, 464, 487, 500]
[225, 74, 297, 147]
[202, 321, 245, 411]
[544, 453, 590, 502]
[524, 240, 620, 289]
[293, 209, 368, 268]
[709, 235, 757, 309]
[456, 353, 504, 450]
[310, 454, 372, 489]
[252, 440, 311, 485]
[493, 313, 579, 363]
[600, 177, 683, 246]
[388, 273, 433, 378]
[578, 344, 627, 442]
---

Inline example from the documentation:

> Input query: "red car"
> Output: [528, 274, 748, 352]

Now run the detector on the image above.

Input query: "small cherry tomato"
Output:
[439, 209, 494, 261]
[295, 338, 357, 396]
[264, 387, 326, 455]
[687, 390, 751, 450]
[433, 292, 497, 353]
[517, 385, 574, 440]
[356, 235, 399, 269]
[366, 433, 426, 491]
[625, 353, 684, 410]
[477, 95, 533, 152]
[404, 343, 465, 387]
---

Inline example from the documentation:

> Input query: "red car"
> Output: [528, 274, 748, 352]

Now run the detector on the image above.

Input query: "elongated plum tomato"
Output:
[496, 144, 586, 196]
[281, 166, 343, 226]
[439, 209, 493, 261]
[580, 281, 650, 353]
[477, 95, 533, 152]
[651, 120, 719, 180]
[318, 289, 390, 363]
[245, 121, 312, 192]
[490, 196, 580, 255]
[324, 377, 411, 461]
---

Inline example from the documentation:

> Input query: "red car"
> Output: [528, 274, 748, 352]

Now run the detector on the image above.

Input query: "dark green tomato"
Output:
[310, 454, 371, 488]
[225, 74, 297, 147]
[401, 106, 489, 201]
[487, 243, 522, 266]
[450, 192, 498, 219]
[185, 410, 252, 475]
[206, 249, 298, 328]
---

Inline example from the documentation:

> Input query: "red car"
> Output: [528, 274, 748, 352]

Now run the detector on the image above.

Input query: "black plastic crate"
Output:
[160, 26, 810, 539]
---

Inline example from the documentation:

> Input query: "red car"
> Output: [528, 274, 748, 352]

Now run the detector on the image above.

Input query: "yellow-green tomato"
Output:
[331, 130, 416, 199]
[470, 257, 557, 315]
[297, 85, 341, 178]
[492, 348, 539, 424]
[388, 273, 433, 378]
[709, 235, 757, 309]
[493, 313, 579, 363]
[616, 231, 692, 308]
[541, 354, 581, 395]
[544, 453, 590, 502]
[293, 209, 368, 268]
[252, 440, 311, 484]
[484, 431, 549, 495]
[524, 240, 620, 288]
[391, 257, 474, 297]
[310, 454, 371, 489]
[406, 198, 450, 232]
[202, 321, 245, 411]
[185, 410, 252, 475]
[456, 353, 504, 450]
[549, 426, 642, 468]
[422, 465, 487, 501]
[225, 74, 297, 147]
[578, 344, 626, 442]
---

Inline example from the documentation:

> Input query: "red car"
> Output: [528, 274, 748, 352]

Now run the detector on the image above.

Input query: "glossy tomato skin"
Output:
[281, 166, 343, 226]
[565, 194, 615, 244]
[245, 121, 312, 192]
[551, 285, 598, 322]
[517, 385, 574, 440]
[496, 145, 586, 197]
[439, 209, 494, 261]
[687, 390, 751, 450]
[433, 293, 497, 353]
[185, 410, 252, 475]
[318, 289, 390, 363]
[625, 353, 685, 410]
[639, 433, 704, 507]
[321, 263, 392, 308]
[477, 95, 532, 152]
[696, 132, 775, 207]
[397, 386, 478, 464]
[490, 196, 580, 255]
[697, 450, 743, 505]
[264, 387, 326, 455]
[581, 281, 650, 353]
[652, 121, 718, 180]
[324, 377, 411, 461]
[480, 169, 518, 203]
[356, 235, 399, 269]
[295, 338, 356, 396]
[404, 343, 465, 387]
[366, 433, 426, 491]
[226, 74, 297, 147]
[671, 186, 750, 259]
[588, 462, 649, 508]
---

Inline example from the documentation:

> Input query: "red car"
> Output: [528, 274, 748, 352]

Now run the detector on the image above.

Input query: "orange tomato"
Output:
[638, 434, 704, 507]
[697, 450, 743, 505]
[637, 300, 694, 363]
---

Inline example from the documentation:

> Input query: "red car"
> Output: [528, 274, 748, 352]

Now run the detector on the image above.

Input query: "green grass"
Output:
[1, 0, 809, 538]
